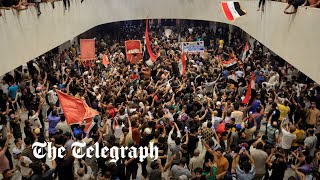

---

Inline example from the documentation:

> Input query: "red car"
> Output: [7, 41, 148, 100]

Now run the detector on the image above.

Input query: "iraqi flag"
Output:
[179, 52, 187, 77]
[145, 18, 160, 62]
[221, 1, 246, 21]
[242, 41, 251, 61]
[242, 73, 255, 104]
[221, 58, 238, 67]
[143, 38, 154, 67]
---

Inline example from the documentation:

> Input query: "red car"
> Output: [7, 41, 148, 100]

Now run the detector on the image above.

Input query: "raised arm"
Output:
[198, 109, 208, 121]
[174, 122, 181, 138]
[244, 150, 254, 166]
[201, 139, 215, 155]
[43, 72, 48, 85]
[37, 97, 45, 115]
[266, 148, 275, 167]
[184, 130, 189, 144]
[0, 133, 11, 156]
[66, 78, 74, 95]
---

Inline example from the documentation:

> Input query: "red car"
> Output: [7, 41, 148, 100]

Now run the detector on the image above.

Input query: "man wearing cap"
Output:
[13, 148, 33, 180]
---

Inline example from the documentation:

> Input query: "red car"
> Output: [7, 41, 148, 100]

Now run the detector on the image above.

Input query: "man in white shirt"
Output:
[13, 149, 32, 179]
[262, 71, 279, 90]
[304, 128, 318, 157]
[231, 103, 244, 125]
[0, 79, 8, 95]
[250, 142, 268, 179]
[74, 159, 94, 180]
[47, 85, 58, 105]
[167, 123, 181, 161]
[280, 121, 296, 156]
[29, 113, 42, 129]
[56, 115, 72, 134]
[189, 148, 206, 178]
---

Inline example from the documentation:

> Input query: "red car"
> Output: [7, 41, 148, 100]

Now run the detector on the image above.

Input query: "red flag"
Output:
[102, 54, 109, 66]
[80, 39, 96, 61]
[242, 73, 255, 104]
[57, 91, 98, 125]
[179, 52, 187, 77]
[145, 18, 160, 62]
[83, 102, 99, 119]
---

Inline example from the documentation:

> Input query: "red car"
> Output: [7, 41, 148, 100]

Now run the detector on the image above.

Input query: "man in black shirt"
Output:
[267, 103, 280, 124]
[187, 128, 199, 157]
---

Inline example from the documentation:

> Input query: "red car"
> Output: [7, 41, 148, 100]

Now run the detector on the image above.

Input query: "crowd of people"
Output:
[0, 20, 319, 180]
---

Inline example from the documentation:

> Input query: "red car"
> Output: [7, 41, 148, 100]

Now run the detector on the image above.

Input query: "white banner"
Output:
[181, 41, 205, 57]
[165, 29, 172, 38]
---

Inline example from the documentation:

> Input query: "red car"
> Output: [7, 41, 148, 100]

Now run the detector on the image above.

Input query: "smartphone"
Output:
[184, 126, 188, 132]
[273, 110, 276, 115]
[159, 120, 163, 125]
[241, 147, 246, 151]
[211, 126, 215, 131]
[191, 82, 194, 86]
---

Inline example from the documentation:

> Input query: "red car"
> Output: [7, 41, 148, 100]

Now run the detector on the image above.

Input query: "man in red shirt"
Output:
[132, 71, 139, 80]
[131, 120, 143, 145]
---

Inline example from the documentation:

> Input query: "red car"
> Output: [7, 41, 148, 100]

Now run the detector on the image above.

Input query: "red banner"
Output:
[80, 39, 96, 61]
[125, 40, 142, 63]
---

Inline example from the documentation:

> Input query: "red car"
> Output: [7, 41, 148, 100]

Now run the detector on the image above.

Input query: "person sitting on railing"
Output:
[0, 0, 28, 16]
[0, 0, 10, 16]
[28, 0, 41, 16]
[302, 0, 320, 7]
[284, 0, 305, 14]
